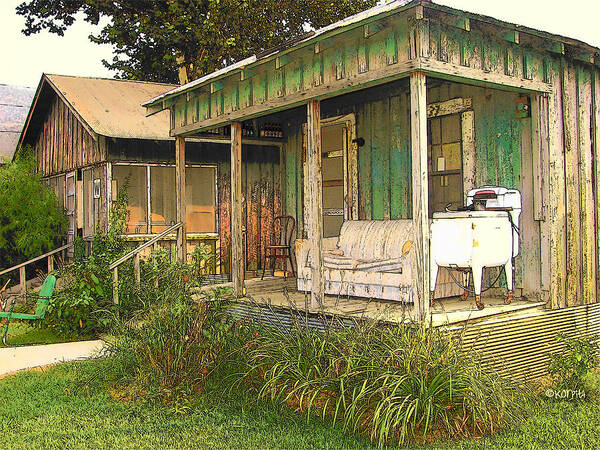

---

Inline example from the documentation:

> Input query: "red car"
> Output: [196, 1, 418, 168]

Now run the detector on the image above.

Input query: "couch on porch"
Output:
[295, 220, 415, 302]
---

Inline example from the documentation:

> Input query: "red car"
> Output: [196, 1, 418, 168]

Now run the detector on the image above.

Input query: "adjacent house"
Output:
[18, 74, 283, 274]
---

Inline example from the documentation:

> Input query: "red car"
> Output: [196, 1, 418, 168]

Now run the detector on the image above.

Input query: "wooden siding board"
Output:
[594, 71, 600, 302]
[577, 67, 596, 305]
[370, 98, 390, 219]
[358, 102, 372, 219]
[390, 94, 411, 219]
[563, 62, 582, 306]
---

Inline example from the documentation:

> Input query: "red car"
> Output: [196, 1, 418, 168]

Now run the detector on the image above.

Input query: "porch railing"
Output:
[0, 243, 73, 295]
[108, 222, 183, 304]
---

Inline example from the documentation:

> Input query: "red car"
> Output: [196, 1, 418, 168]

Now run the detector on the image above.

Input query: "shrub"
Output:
[235, 320, 523, 447]
[43, 187, 129, 336]
[0, 147, 66, 275]
[548, 333, 599, 391]
[101, 292, 233, 407]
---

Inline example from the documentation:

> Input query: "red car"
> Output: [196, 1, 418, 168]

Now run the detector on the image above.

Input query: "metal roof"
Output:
[43, 74, 177, 140]
[0, 84, 35, 162]
[143, 0, 600, 112]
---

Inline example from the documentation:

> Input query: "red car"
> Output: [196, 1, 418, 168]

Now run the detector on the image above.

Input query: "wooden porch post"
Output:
[307, 100, 324, 309]
[175, 136, 187, 262]
[410, 72, 430, 321]
[231, 122, 244, 297]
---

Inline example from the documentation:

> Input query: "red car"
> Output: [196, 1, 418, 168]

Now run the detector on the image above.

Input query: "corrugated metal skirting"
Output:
[228, 301, 600, 382]
[453, 303, 600, 381]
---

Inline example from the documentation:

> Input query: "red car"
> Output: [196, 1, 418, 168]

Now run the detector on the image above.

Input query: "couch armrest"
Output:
[295, 237, 339, 272]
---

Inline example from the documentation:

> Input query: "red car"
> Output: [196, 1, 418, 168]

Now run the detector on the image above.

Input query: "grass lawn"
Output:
[1, 322, 80, 347]
[1, 360, 599, 449]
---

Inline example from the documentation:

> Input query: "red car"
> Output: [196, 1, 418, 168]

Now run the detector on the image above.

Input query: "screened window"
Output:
[113, 164, 217, 235]
[150, 166, 176, 233]
[113, 165, 148, 234]
[186, 166, 217, 233]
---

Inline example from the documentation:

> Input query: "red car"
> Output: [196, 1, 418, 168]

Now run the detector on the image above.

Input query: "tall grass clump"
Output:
[101, 289, 233, 407]
[236, 320, 524, 446]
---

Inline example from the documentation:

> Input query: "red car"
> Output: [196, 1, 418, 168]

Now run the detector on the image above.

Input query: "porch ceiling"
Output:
[144, 0, 599, 137]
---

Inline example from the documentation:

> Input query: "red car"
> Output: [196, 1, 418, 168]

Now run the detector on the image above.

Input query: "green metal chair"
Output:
[0, 275, 56, 346]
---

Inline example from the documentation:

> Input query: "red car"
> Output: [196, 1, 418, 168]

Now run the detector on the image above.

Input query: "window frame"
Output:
[111, 161, 219, 236]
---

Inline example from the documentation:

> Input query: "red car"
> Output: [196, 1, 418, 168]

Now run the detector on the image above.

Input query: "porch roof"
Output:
[143, 0, 600, 136]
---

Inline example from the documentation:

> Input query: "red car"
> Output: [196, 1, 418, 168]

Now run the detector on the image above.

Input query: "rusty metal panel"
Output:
[46, 74, 176, 140]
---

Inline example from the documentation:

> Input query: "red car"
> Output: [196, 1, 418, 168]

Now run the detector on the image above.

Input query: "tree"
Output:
[0, 149, 67, 271]
[17, 0, 378, 84]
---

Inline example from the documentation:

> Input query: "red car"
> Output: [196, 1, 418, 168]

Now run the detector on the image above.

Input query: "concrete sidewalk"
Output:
[0, 340, 106, 376]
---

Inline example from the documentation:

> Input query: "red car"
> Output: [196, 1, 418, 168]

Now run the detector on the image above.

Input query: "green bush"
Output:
[42, 187, 129, 336]
[548, 333, 599, 391]
[0, 147, 66, 274]
[234, 320, 524, 447]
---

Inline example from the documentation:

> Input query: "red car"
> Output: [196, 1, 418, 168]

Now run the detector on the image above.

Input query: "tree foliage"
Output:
[17, 0, 378, 84]
[0, 149, 67, 270]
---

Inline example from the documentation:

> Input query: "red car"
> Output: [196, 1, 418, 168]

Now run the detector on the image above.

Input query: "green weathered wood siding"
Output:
[281, 80, 539, 291]
[166, 3, 557, 136]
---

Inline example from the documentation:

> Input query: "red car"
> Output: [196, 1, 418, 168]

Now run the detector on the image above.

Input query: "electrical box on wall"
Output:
[516, 96, 531, 118]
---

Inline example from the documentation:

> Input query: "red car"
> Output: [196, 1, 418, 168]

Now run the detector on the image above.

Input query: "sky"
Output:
[1, 0, 599, 88]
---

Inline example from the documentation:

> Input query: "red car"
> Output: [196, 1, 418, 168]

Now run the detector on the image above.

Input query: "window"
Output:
[113, 165, 148, 234]
[150, 166, 176, 233]
[113, 164, 217, 235]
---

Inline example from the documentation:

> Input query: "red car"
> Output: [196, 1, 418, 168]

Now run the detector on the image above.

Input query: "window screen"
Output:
[113, 165, 148, 234]
[186, 166, 217, 233]
[150, 166, 176, 233]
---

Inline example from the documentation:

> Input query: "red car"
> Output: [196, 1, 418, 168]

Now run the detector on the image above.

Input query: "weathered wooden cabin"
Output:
[144, 0, 600, 379]
[17, 74, 283, 273]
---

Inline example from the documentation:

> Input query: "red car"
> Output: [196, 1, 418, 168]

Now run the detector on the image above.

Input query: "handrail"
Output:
[0, 242, 73, 295]
[109, 222, 183, 305]
[0, 243, 73, 276]
[108, 222, 183, 270]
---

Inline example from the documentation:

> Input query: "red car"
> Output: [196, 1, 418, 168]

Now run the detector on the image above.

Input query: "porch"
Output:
[197, 276, 545, 327]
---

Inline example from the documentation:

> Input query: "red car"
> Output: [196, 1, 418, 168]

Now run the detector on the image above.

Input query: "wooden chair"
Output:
[1, 275, 56, 346]
[261, 216, 296, 280]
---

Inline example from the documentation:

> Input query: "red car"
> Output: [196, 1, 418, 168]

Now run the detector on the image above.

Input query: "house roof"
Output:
[20, 74, 177, 149]
[0, 84, 35, 162]
[143, 0, 600, 112]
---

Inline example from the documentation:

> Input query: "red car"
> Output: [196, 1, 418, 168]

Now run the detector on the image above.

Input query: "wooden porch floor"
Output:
[197, 276, 546, 327]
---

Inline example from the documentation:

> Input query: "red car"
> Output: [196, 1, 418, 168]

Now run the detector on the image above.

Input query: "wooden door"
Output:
[303, 114, 357, 238]
[427, 113, 464, 216]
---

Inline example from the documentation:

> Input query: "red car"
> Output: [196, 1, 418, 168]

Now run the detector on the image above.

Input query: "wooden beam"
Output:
[230, 122, 244, 297]
[410, 72, 430, 321]
[417, 58, 552, 93]
[175, 136, 187, 262]
[504, 30, 520, 44]
[306, 100, 324, 310]
[210, 81, 225, 93]
[19, 266, 26, 295]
